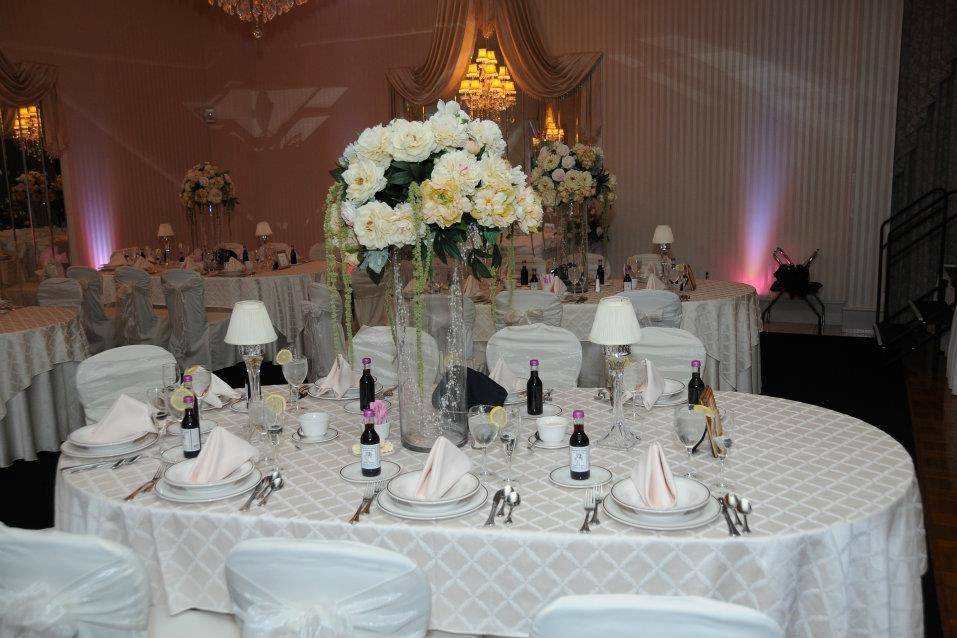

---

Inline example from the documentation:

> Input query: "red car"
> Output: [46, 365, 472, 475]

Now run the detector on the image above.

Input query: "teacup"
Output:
[299, 412, 329, 438]
[537, 415, 570, 443]
[374, 421, 391, 441]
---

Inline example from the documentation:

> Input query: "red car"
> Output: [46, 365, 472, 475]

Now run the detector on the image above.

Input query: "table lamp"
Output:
[224, 300, 278, 404]
[652, 224, 674, 263]
[255, 221, 273, 252]
[157, 223, 174, 263]
[588, 297, 643, 449]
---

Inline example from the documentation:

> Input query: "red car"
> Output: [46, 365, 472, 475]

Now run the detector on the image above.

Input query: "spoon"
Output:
[527, 432, 541, 452]
[257, 469, 283, 507]
[498, 484, 514, 517]
[737, 497, 753, 533]
[504, 491, 521, 525]
[484, 488, 505, 527]
[725, 493, 744, 528]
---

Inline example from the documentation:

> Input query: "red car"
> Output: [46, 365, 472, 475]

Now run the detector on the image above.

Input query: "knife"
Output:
[484, 488, 504, 527]
[716, 496, 740, 536]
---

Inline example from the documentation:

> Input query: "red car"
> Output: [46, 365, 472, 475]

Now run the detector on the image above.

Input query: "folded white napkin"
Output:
[639, 359, 665, 410]
[226, 257, 244, 272]
[132, 256, 155, 273]
[203, 373, 241, 408]
[632, 441, 678, 509]
[489, 357, 523, 393]
[82, 394, 156, 444]
[462, 275, 487, 301]
[313, 354, 358, 398]
[646, 274, 667, 290]
[107, 252, 127, 267]
[187, 426, 260, 484]
[414, 436, 471, 499]
[545, 277, 567, 297]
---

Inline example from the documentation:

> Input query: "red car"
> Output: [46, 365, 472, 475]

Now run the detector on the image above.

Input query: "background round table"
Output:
[0, 306, 88, 466]
[56, 387, 924, 636]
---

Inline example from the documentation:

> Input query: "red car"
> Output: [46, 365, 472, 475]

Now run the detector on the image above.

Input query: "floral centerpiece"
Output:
[180, 161, 238, 250]
[323, 100, 543, 451]
[12, 170, 60, 205]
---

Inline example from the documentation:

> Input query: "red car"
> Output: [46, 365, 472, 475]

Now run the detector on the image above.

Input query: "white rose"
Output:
[467, 119, 505, 156]
[561, 155, 576, 169]
[556, 143, 570, 156]
[390, 202, 419, 246]
[434, 99, 467, 121]
[342, 159, 387, 204]
[388, 119, 436, 162]
[429, 111, 468, 150]
[479, 155, 524, 189]
[551, 168, 566, 182]
[431, 150, 480, 194]
[355, 125, 392, 166]
[472, 186, 512, 229]
[537, 148, 559, 171]
[353, 201, 395, 250]
[340, 200, 357, 227]
[207, 188, 223, 204]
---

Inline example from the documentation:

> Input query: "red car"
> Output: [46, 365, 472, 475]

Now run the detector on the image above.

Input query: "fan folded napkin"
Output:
[226, 257, 244, 272]
[489, 357, 523, 393]
[638, 359, 665, 410]
[82, 394, 156, 444]
[187, 426, 260, 484]
[544, 277, 567, 297]
[413, 436, 471, 499]
[646, 274, 668, 290]
[631, 441, 678, 509]
[313, 354, 358, 398]
[132, 257, 156, 273]
[107, 252, 127, 267]
[462, 275, 488, 302]
[203, 373, 241, 408]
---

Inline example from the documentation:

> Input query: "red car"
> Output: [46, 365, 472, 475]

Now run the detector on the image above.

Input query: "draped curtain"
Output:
[0, 48, 66, 156]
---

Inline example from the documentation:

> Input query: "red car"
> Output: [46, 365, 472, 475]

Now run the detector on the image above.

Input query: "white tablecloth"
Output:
[56, 387, 924, 636]
[0, 306, 88, 466]
[474, 280, 762, 392]
[100, 261, 325, 341]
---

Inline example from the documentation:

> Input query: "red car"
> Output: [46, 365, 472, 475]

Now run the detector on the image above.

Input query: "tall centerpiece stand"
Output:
[179, 161, 238, 260]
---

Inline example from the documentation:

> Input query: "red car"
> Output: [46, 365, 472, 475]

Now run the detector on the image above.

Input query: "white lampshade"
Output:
[157, 223, 174, 238]
[255, 221, 273, 237]
[588, 297, 642, 345]
[224, 300, 278, 345]
[652, 224, 674, 245]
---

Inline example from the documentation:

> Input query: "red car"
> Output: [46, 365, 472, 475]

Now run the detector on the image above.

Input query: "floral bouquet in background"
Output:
[179, 161, 238, 210]
[12, 170, 60, 204]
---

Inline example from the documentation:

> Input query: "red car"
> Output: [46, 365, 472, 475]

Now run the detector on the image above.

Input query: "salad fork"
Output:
[124, 462, 168, 501]
[362, 480, 384, 514]
[579, 491, 594, 533]
[590, 484, 605, 525]
[349, 484, 375, 524]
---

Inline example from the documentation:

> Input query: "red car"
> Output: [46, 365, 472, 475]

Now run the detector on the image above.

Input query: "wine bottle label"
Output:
[570, 446, 590, 473]
[182, 427, 201, 453]
[360, 444, 380, 470]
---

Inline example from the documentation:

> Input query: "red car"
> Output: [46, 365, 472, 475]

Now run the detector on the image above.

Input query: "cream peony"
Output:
[516, 186, 544, 234]
[479, 154, 525, 189]
[551, 168, 566, 182]
[472, 186, 517, 229]
[429, 102, 469, 150]
[556, 143, 570, 156]
[355, 125, 392, 166]
[537, 146, 560, 171]
[467, 119, 506, 156]
[561, 155, 576, 169]
[421, 179, 467, 228]
[431, 150, 480, 194]
[388, 119, 436, 162]
[353, 201, 416, 249]
[342, 159, 387, 204]
[207, 188, 223, 204]
[195, 188, 208, 203]
[390, 202, 419, 246]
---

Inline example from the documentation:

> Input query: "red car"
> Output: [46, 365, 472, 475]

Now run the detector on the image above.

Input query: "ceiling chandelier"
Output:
[11, 105, 43, 155]
[208, 0, 308, 38]
[457, 47, 517, 119]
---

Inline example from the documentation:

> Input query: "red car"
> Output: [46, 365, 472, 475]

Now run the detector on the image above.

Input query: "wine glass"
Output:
[713, 409, 735, 490]
[190, 367, 212, 421]
[264, 407, 284, 471]
[162, 363, 180, 391]
[282, 355, 308, 411]
[468, 405, 498, 484]
[146, 388, 168, 431]
[247, 399, 266, 443]
[673, 406, 706, 478]
[631, 358, 649, 425]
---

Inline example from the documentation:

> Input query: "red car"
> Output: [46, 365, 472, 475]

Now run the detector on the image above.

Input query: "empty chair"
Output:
[351, 269, 389, 327]
[113, 266, 165, 346]
[626, 326, 706, 384]
[76, 345, 176, 425]
[0, 523, 150, 638]
[616, 290, 683, 327]
[351, 325, 440, 388]
[529, 594, 783, 638]
[302, 282, 345, 381]
[225, 538, 430, 638]
[486, 324, 582, 387]
[421, 293, 477, 359]
[161, 270, 232, 371]
[36, 277, 83, 309]
[67, 266, 115, 354]
[493, 290, 562, 330]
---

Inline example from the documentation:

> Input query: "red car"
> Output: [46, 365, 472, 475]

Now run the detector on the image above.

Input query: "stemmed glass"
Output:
[631, 358, 648, 427]
[713, 409, 735, 490]
[498, 411, 518, 485]
[162, 363, 180, 392]
[247, 399, 266, 443]
[468, 405, 498, 484]
[190, 367, 212, 421]
[146, 388, 168, 432]
[264, 407, 284, 471]
[673, 406, 706, 479]
[282, 355, 308, 411]
[667, 265, 683, 292]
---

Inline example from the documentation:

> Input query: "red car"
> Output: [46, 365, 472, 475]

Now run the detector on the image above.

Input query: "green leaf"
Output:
[491, 244, 502, 268]
[388, 171, 414, 186]
[470, 258, 492, 279]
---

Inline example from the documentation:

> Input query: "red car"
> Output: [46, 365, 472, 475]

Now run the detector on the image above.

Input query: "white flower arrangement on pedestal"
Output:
[179, 161, 238, 210]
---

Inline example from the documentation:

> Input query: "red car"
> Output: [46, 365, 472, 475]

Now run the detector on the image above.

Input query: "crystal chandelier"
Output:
[11, 105, 43, 155]
[457, 47, 517, 119]
[208, 0, 309, 38]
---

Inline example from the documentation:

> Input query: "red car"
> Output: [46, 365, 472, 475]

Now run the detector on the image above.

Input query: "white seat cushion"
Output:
[148, 603, 239, 638]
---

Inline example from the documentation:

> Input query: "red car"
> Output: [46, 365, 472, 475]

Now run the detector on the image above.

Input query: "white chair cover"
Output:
[113, 266, 163, 346]
[76, 345, 176, 425]
[302, 283, 345, 381]
[351, 270, 389, 327]
[67, 267, 114, 354]
[420, 294, 476, 359]
[493, 290, 562, 330]
[529, 594, 783, 638]
[351, 326, 440, 388]
[635, 253, 662, 276]
[625, 326, 707, 385]
[42, 262, 65, 279]
[225, 538, 430, 638]
[161, 269, 231, 371]
[307, 243, 324, 261]
[36, 277, 83, 309]
[615, 290, 683, 327]
[0, 524, 150, 638]
[486, 324, 582, 387]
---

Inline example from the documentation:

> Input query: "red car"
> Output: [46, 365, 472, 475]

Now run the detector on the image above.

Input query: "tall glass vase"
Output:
[391, 250, 468, 452]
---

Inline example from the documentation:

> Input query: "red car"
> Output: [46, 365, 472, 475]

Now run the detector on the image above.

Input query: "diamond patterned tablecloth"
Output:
[55, 387, 925, 637]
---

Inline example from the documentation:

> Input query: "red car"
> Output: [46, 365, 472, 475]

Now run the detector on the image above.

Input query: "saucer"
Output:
[292, 427, 339, 444]
[547, 465, 613, 489]
[338, 460, 401, 483]
[376, 486, 489, 521]
[527, 433, 569, 450]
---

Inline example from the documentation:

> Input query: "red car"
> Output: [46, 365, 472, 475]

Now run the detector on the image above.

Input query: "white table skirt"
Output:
[56, 387, 924, 637]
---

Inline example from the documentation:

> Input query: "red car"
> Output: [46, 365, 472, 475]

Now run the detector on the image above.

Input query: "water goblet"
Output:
[713, 408, 735, 490]
[162, 363, 180, 392]
[468, 405, 499, 484]
[282, 355, 308, 411]
[673, 406, 706, 478]
[247, 399, 266, 443]
[265, 408, 284, 471]
[146, 388, 168, 431]
[190, 366, 212, 421]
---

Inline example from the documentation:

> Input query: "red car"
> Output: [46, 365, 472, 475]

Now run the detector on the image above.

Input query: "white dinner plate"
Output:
[521, 403, 563, 418]
[651, 378, 686, 398]
[165, 419, 216, 437]
[339, 460, 401, 484]
[343, 398, 392, 415]
[163, 458, 255, 491]
[386, 471, 481, 507]
[376, 486, 489, 521]
[548, 465, 613, 489]
[627, 393, 686, 408]
[308, 384, 379, 402]
[609, 476, 711, 518]
[60, 433, 159, 460]
[527, 433, 569, 450]
[602, 494, 721, 531]
[154, 469, 262, 504]
[292, 427, 339, 445]
[68, 424, 148, 448]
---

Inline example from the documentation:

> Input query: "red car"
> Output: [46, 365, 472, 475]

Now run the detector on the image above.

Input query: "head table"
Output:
[56, 387, 923, 637]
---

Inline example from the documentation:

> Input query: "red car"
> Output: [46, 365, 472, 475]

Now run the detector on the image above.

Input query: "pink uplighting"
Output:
[737, 166, 781, 295]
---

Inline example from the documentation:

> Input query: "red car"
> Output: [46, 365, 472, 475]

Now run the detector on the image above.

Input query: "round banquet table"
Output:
[99, 260, 326, 341]
[473, 279, 762, 393]
[1, 306, 88, 466]
[55, 387, 924, 637]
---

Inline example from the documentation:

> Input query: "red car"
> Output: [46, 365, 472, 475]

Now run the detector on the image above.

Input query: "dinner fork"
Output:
[590, 484, 604, 525]
[362, 480, 384, 514]
[124, 462, 168, 501]
[349, 484, 375, 524]
[579, 491, 594, 534]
